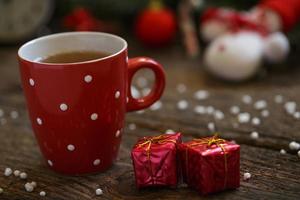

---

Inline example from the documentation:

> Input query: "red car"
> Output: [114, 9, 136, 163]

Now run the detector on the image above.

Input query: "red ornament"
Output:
[178, 135, 240, 195]
[134, 1, 177, 47]
[131, 133, 182, 188]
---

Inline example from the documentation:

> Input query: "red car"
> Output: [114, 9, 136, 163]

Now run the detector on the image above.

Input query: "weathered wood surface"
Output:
[0, 39, 300, 200]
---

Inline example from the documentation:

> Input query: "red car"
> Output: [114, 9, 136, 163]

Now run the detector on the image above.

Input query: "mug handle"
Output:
[126, 57, 166, 112]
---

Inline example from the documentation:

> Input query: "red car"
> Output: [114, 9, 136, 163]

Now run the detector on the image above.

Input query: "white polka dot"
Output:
[36, 118, 42, 125]
[90, 113, 98, 120]
[29, 78, 35, 86]
[93, 159, 101, 166]
[115, 91, 120, 99]
[126, 97, 129, 103]
[67, 144, 75, 151]
[115, 130, 121, 137]
[48, 160, 53, 166]
[84, 75, 93, 83]
[60, 103, 68, 111]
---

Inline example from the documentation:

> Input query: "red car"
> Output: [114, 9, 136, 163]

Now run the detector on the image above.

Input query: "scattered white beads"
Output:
[13, 170, 21, 177]
[207, 122, 215, 132]
[194, 105, 206, 114]
[150, 101, 162, 111]
[29, 78, 35, 86]
[115, 91, 120, 99]
[48, 160, 53, 166]
[93, 159, 101, 166]
[10, 111, 19, 119]
[177, 100, 189, 110]
[280, 149, 286, 155]
[238, 112, 251, 123]
[128, 123, 136, 130]
[242, 95, 252, 104]
[24, 182, 34, 192]
[67, 144, 75, 151]
[230, 106, 240, 115]
[289, 141, 300, 151]
[251, 117, 261, 126]
[250, 131, 259, 139]
[0, 187, 3, 194]
[214, 110, 224, 120]
[165, 129, 175, 134]
[59, 103, 68, 111]
[90, 113, 98, 120]
[115, 130, 121, 137]
[4, 167, 12, 176]
[194, 90, 209, 100]
[176, 83, 187, 93]
[261, 110, 270, 118]
[284, 101, 296, 115]
[40, 191, 46, 196]
[95, 188, 103, 196]
[243, 172, 251, 180]
[254, 100, 267, 110]
[84, 75, 93, 83]
[274, 95, 283, 103]
[20, 172, 27, 179]
[36, 117, 43, 125]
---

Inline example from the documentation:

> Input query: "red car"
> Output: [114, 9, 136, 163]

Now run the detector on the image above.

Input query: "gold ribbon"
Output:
[185, 135, 228, 189]
[136, 134, 177, 185]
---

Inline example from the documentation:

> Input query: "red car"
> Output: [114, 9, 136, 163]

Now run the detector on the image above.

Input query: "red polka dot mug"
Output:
[18, 32, 165, 174]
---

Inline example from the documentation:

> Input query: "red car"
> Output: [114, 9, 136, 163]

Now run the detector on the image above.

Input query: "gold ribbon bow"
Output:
[185, 135, 228, 189]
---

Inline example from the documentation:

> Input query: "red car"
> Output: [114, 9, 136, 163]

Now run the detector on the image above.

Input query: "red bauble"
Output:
[135, 7, 177, 47]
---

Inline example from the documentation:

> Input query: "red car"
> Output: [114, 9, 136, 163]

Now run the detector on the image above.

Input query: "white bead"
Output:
[242, 95, 252, 104]
[176, 84, 187, 93]
[115, 130, 121, 137]
[298, 150, 300, 158]
[90, 113, 98, 120]
[36, 118, 43, 125]
[243, 172, 251, 180]
[274, 95, 283, 103]
[115, 91, 120, 99]
[250, 131, 259, 139]
[289, 141, 300, 151]
[95, 188, 103, 195]
[4, 168, 12, 176]
[31, 181, 37, 188]
[24, 182, 34, 192]
[40, 191, 46, 196]
[251, 117, 261, 126]
[230, 106, 240, 115]
[238, 112, 251, 123]
[13, 170, 21, 177]
[208, 122, 215, 132]
[10, 111, 19, 119]
[128, 123, 136, 130]
[214, 110, 224, 120]
[59, 103, 68, 111]
[0, 187, 3, 194]
[67, 144, 75, 151]
[206, 106, 215, 115]
[84, 75, 93, 83]
[20, 172, 27, 179]
[293, 112, 300, 119]
[150, 101, 162, 111]
[29, 78, 35, 86]
[194, 105, 206, 114]
[280, 149, 286, 155]
[165, 129, 175, 134]
[254, 100, 267, 110]
[284, 101, 296, 115]
[177, 100, 189, 110]
[261, 110, 269, 118]
[194, 90, 209, 100]
[93, 159, 101, 166]
[48, 160, 53, 166]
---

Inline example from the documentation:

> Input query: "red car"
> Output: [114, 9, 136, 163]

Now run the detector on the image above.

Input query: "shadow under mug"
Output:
[18, 32, 165, 175]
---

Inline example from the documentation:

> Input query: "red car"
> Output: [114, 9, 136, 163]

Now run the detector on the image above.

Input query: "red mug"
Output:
[18, 32, 165, 174]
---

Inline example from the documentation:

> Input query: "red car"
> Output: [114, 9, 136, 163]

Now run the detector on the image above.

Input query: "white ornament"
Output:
[289, 141, 300, 151]
[254, 100, 267, 110]
[194, 90, 209, 100]
[90, 113, 98, 121]
[230, 106, 240, 115]
[84, 75, 93, 83]
[48, 160, 53, 166]
[95, 188, 103, 195]
[251, 117, 261, 126]
[20, 172, 27, 179]
[250, 131, 259, 139]
[24, 183, 34, 192]
[93, 159, 101, 166]
[4, 168, 12, 176]
[67, 144, 75, 151]
[29, 78, 35, 86]
[60, 103, 68, 111]
[238, 112, 251, 123]
[36, 118, 43, 125]
[204, 32, 264, 81]
[13, 170, 21, 177]
[207, 122, 215, 132]
[263, 32, 289, 63]
[243, 172, 251, 180]
[40, 191, 46, 196]
[242, 95, 252, 104]
[115, 91, 120, 99]
[177, 100, 189, 110]
[280, 149, 286, 155]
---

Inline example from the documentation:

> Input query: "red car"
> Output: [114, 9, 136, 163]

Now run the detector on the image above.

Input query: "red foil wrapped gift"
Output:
[131, 133, 182, 188]
[178, 135, 240, 195]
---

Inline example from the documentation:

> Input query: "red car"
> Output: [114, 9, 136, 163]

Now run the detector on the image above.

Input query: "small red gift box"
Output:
[178, 135, 240, 195]
[131, 133, 182, 188]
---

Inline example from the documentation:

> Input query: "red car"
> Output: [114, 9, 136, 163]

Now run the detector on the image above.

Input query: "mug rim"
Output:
[18, 31, 128, 66]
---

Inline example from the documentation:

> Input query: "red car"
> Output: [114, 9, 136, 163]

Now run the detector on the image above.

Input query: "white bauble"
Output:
[201, 20, 228, 42]
[263, 32, 289, 63]
[204, 31, 264, 81]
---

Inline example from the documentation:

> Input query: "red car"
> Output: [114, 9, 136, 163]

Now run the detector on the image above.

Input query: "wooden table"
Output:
[0, 38, 300, 200]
